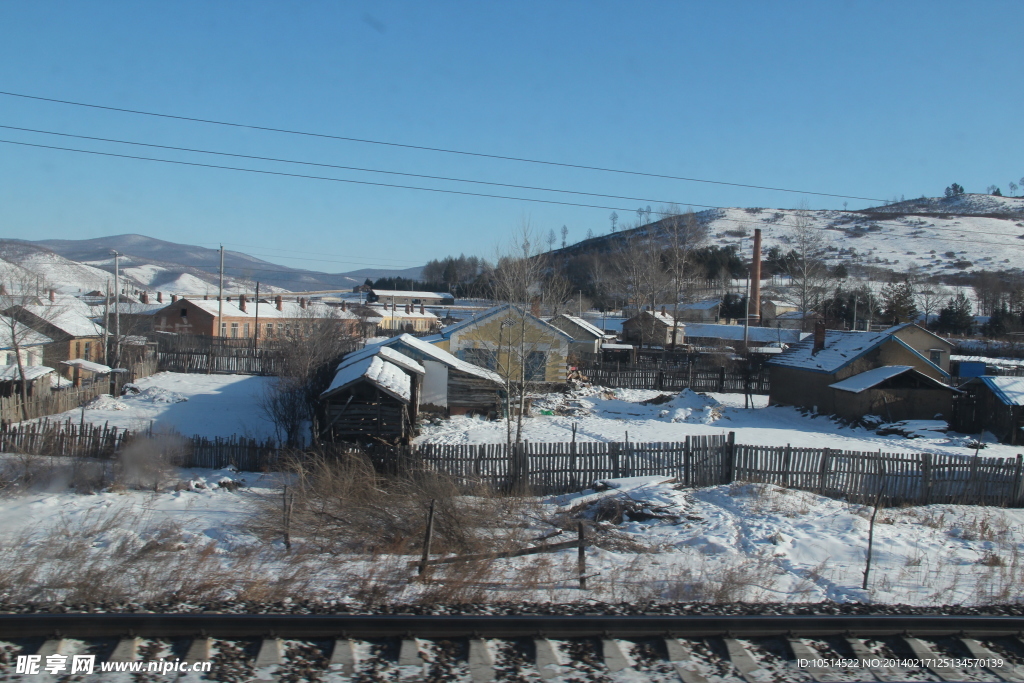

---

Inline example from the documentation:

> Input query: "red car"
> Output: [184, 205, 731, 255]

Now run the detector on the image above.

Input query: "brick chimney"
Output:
[275, 295, 283, 311]
[156, 291, 163, 303]
[812, 320, 827, 354]
[239, 294, 246, 313]
[405, 304, 411, 314]
[48, 289, 55, 302]
[300, 297, 307, 309]
[171, 294, 178, 303]
[661, 306, 666, 316]
[203, 294, 208, 300]
[420, 303, 425, 314]
[530, 297, 540, 316]
[341, 301, 347, 312]
[140, 292, 149, 304]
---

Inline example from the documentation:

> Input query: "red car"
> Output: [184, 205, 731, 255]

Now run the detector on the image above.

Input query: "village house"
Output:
[546, 314, 609, 355]
[760, 299, 800, 322]
[429, 303, 572, 384]
[954, 376, 1024, 444]
[3, 298, 106, 378]
[320, 344, 424, 444]
[0, 315, 53, 397]
[355, 303, 440, 335]
[675, 299, 722, 323]
[621, 309, 685, 347]
[368, 289, 455, 306]
[684, 323, 809, 349]
[152, 296, 361, 339]
[767, 322, 956, 422]
[372, 333, 503, 416]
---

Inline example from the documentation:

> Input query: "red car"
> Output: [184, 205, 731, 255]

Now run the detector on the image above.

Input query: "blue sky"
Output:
[0, 2, 1020, 274]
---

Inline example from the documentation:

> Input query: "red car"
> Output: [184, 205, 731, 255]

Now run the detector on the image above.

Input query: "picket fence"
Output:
[4, 420, 1023, 508]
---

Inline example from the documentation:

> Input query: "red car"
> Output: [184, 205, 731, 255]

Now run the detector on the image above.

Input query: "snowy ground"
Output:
[0, 467, 1021, 606]
[40, 372, 276, 440]
[418, 386, 1019, 460]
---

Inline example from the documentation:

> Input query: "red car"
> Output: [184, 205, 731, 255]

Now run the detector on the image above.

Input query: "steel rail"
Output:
[0, 613, 1020, 639]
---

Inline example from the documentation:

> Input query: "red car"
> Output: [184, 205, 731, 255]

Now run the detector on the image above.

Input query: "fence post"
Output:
[718, 366, 726, 392]
[418, 499, 436, 576]
[724, 431, 735, 484]
[921, 453, 932, 505]
[818, 448, 831, 495]
[783, 444, 792, 488]
[577, 522, 587, 590]
[684, 436, 691, 487]
[1013, 454, 1024, 508]
[611, 441, 621, 479]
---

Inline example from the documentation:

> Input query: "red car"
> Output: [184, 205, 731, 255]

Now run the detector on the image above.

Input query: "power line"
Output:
[0, 89, 886, 203]
[0, 124, 708, 208]
[4, 137, 1017, 245]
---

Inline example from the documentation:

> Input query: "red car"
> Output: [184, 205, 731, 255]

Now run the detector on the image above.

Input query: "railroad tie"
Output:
[662, 638, 709, 683]
[533, 638, 563, 680]
[902, 636, 971, 682]
[108, 636, 139, 662]
[329, 638, 357, 675]
[844, 637, 903, 682]
[600, 638, 632, 672]
[34, 639, 64, 658]
[253, 637, 282, 668]
[398, 638, 423, 667]
[959, 637, 1024, 682]
[184, 637, 211, 662]
[787, 636, 839, 682]
[468, 639, 494, 683]
[722, 638, 766, 683]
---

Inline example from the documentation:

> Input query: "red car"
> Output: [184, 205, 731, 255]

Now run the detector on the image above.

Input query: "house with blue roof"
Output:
[954, 376, 1024, 444]
[766, 322, 955, 422]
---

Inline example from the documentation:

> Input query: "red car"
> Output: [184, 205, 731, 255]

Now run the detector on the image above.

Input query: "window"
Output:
[929, 350, 942, 365]
[461, 348, 496, 370]
[220, 322, 227, 336]
[277, 323, 284, 335]
[180, 308, 188, 318]
[266, 322, 274, 337]
[84, 342, 91, 359]
[230, 322, 239, 338]
[75, 342, 81, 357]
[525, 351, 546, 382]
[243, 323, 250, 337]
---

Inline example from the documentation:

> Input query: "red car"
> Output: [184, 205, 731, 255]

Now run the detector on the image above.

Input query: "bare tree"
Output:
[560, 224, 568, 249]
[772, 204, 833, 331]
[546, 228, 557, 252]
[916, 285, 949, 326]
[0, 272, 63, 420]
[661, 206, 708, 348]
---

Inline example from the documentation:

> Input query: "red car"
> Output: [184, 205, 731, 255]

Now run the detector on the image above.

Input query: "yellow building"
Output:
[430, 304, 572, 384]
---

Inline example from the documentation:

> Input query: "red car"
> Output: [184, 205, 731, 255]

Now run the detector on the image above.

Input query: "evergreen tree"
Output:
[936, 292, 973, 335]
[881, 280, 918, 324]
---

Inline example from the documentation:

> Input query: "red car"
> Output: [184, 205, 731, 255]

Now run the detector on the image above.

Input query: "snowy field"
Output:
[418, 386, 1021, 460]
[41, 372, 277, 440]
[0, 466, 1021, 606]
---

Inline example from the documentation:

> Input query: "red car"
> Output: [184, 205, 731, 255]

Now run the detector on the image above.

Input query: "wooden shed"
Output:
[320, 345, 424, 444]
[955, 376, 1024, 444]
[376, 334, 503, 416]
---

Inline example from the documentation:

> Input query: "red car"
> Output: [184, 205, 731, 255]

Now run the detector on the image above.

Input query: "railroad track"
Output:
[1, 613, 1023, 681]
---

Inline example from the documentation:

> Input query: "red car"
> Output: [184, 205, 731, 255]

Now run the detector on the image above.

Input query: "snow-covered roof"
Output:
[630, 311, 680, 326]
[970, 376, 1024, 406]
[335, 344, 425, 377]
[679, 299, 721, 311]
[19, 305, 104, 337]
[61, 359, 112, 374]
[767, 329, 891, 373]
[685, 323, 808, 344]
[768, 323, 944, 375]
[0, 364, 54, 381]
[830, 365, 915, 393]
[381, 334, 503, 384]
[0, 316, 51, 348]
[602, 343, 634, 350]
[105, 303, 167, 315]
[365, 305, 439, 320]
[184, 299, 359, 320]
[550, 314, 606, 339]
[776, 310, 820, 320]
[321, 355, 416, 403]
[371, 289, 451, 300]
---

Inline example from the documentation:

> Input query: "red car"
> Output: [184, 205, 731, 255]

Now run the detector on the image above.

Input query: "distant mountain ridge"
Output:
[10, 234, 424, 294]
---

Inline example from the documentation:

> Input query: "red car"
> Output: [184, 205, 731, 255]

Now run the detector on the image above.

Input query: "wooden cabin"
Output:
[376, 333, 503, 416]
[320, 345, 424, 444]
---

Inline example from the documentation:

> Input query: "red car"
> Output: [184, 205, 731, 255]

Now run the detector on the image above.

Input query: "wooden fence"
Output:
[4, 420, 1024, 508]
[578, 363, 771, 394]
[154, 334, 360, 376]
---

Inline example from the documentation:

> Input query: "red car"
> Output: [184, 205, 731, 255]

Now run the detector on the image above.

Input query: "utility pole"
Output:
[852, 294, 859, 332]
[103, 279, 110, 366]
[253, 282, 260, 346]
[218, 244, 225, 338]
[111, 251, 121, 367]
[740, 238, 750, 349]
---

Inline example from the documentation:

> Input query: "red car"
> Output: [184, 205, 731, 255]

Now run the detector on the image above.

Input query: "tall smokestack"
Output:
[749, 228, 762, 325]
